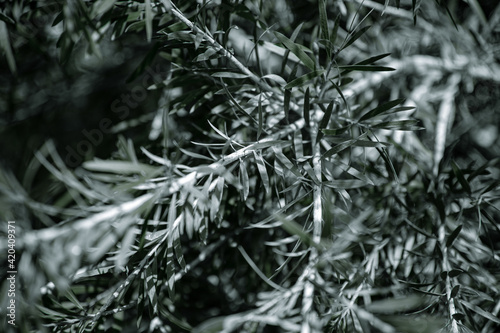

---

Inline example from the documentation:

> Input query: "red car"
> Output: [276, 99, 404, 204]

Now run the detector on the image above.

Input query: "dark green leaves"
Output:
[357, 99, 421, 131]
[318, 0, 329, 42]
[338, 65, 395, 72]
[317, 101, 338, 143]
[461, 301, 500, 324]
[371, 120, 423, 131]
[322, 137, 389, 159]
[359, 99, 407, 122]
[451, 161, 472, 194]
[284, 88, 291, 122]
[304, 87, 310, 126]
[212, 72, 250, 79]
[446, 225, 462, 248]
[321, 125, 351, 136]
[276, 214, 323, 250]
[83, 160, 158, 175]
[340, 26, 371, 51]
[254, 151, 270, 193]
[285, 70, 325, 89]
[274, 31, 315, 70]
[318, 0, 331, 58]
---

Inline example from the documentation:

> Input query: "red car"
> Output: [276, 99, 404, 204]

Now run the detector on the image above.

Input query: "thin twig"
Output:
[438, 224, 460, 333]
[300, 106, 324, 333]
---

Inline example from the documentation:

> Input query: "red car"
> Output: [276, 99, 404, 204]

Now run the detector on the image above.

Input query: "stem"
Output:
[300, 109, 323, 333]
[439, 224, 459, 333]
[162, 0, 276, 94]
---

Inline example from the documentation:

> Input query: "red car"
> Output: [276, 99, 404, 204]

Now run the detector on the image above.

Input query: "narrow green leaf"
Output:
[448, 269, 463, 278]
[0, 12, 15, 25]
[403, 218, 435, 238]
[467, 0, 488, 26]
[446, 225, 463, 248]
[293, 130, 304, 160]
[340, 77, 354, 86]
[92, 0, 116, 18]
[258, 93, 263, 138]
[173, 227, 186, 270]
[252, 140, 289, 151]
[329, 80, 350, 114]
[276, 214, 322, 250]
[145, 265, 158, 313]
[0, 21, 16, 74]
[451, 161, 472, 194]
[179, 147, 214, 161]
[83, 160, 157, 175]
[336, 53, 392, 78]
[318, 0, 330, 57]
[322, 136, 386, 159]
[304, 87, 310, 127]
[319, 101, 336, 129]
[324, 179, 368, 189]
[166, 246, 176, 299]
[322, 139, 358, 159]
[184, 207, 194, 239]
[438, 139, 459, 174]
[199, 217, 208, 244]
[262, 74, 287, 86]
[479, 180, 500, 196]
[290, 22, 305, 42]
[288, 63, 299, 81]
[450, 285, 460, 298]
[461, 301, 500, 324]
[303, 163, 321, 185]
[158, 303, 193, 330]
[331, 14, 341, 47]
[359, 99, 406, 122]
[357, 53, 392, 65]
[212, 72, 250, 79]
[467, 157, 500, 182]
[352, 140, 391, 148]
[340, 26, 371, 51]
[284, 89, 291, 123]
[272, 147, 302, 177]
[371, 120, 423, 131]
[317, 101, 337, 143]
[275, 31, 315, 70]
[254, 151, 270, 193]
[239, 161, 249, 200]
[116, 227, 136, 271]
[194, 48, 219, 62]
[338, 65, 395, 72]
[285, 70, 325, 89]
[36, 305, 67, 319]
[321, 125, 351, 136]
[65, 290, 84, 311]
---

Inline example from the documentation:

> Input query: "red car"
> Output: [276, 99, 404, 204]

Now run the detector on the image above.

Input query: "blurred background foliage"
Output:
[0, 0, 499, 332]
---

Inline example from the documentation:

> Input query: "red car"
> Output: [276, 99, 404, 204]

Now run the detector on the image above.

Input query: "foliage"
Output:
[1, 0, 499, 332]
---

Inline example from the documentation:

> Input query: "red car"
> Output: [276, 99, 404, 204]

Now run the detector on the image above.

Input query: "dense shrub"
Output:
[1, 1, 499, 332]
